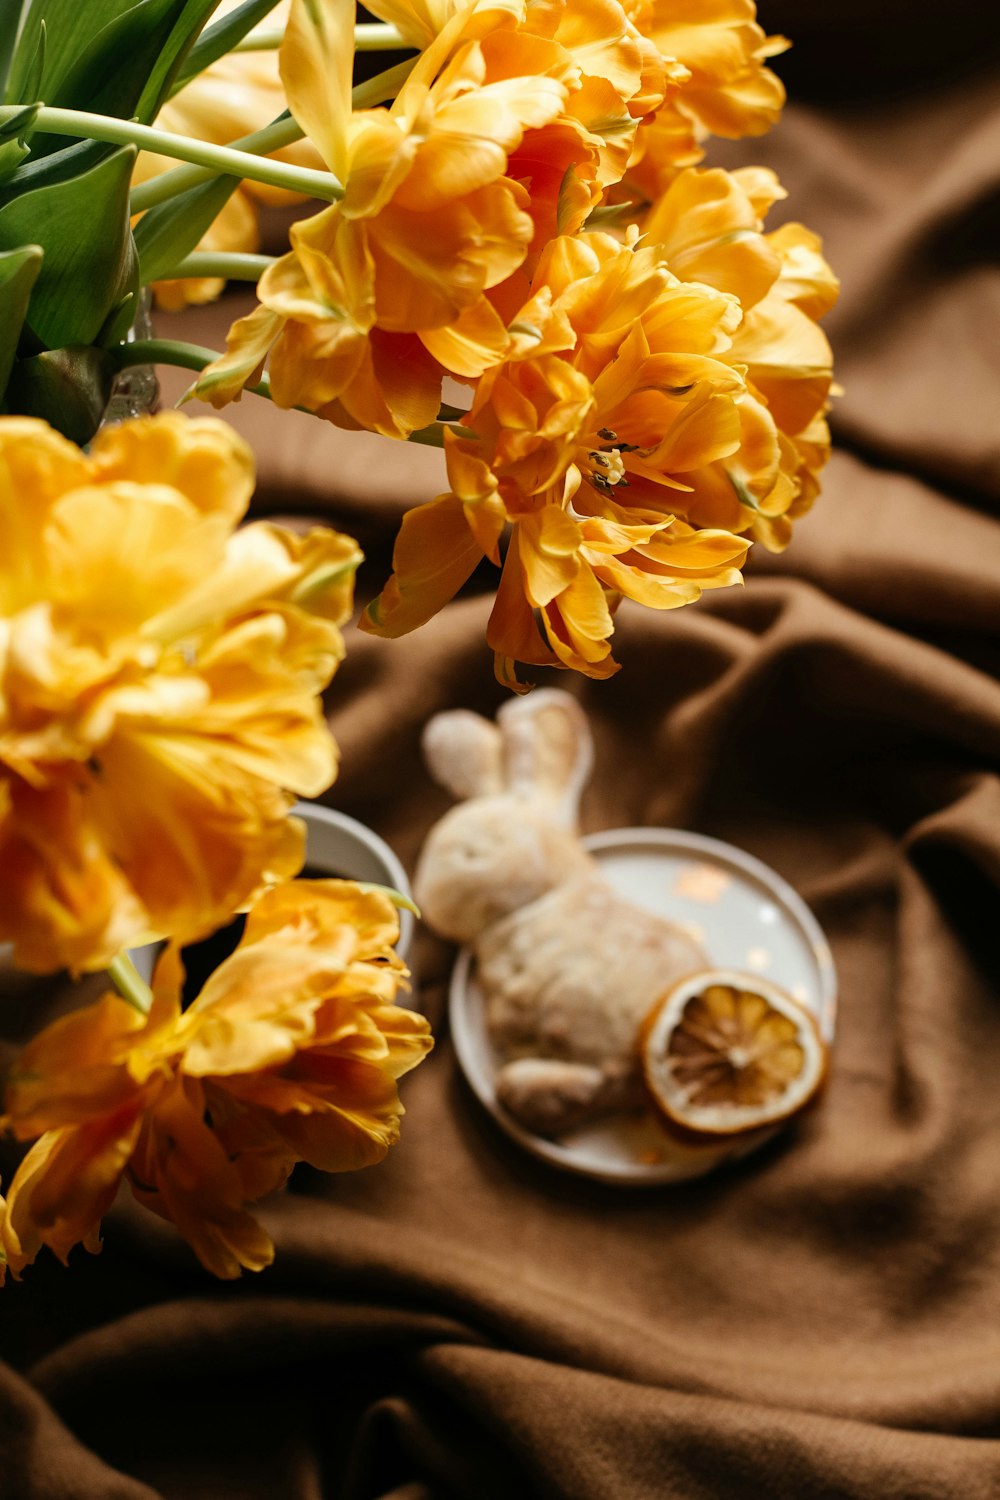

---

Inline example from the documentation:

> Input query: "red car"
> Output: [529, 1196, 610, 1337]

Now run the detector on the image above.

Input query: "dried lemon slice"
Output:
[640, 969, 827, 1141]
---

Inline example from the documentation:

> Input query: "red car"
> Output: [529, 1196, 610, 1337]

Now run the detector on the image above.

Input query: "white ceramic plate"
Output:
[449, 827, 837, 1186]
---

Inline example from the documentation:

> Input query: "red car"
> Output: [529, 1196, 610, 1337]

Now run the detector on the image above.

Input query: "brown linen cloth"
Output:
[2, 7, 1000, 1496]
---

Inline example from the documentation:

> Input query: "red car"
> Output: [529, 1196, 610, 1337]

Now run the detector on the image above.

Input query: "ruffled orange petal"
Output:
[392, 54, 567, 211]
[541, 566, 618, 677]
[766, 221, 840, 320]
[240, 878, 404, 955]
[644, 166, 781, 310]
[0, 421, 90, 614]
[45, 483, 233, 644]
[4, 989, 175, 1136]
[1, 1111, 142, 1276]
[89, 409, 252, 521]
[486, 533, 558, 687]
[418, 295, 510, 379]
[220, 1060, 405, 1173]
[87, 733, 305, 949]
[193, 305, 285, 408]
[129, 1077, 276, 1278]
[0, 781, 147, 974]
[330, 330, 444, 439]
[518, 505, 582, 604]
[362, 494, 485, 638]
[639, 0, 787, 141]
[731, 293, 834, 434]
[368, 182, 533, 330]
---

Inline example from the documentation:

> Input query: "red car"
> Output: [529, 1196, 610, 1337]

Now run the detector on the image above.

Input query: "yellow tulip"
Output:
[624, 0, 787, 192]
[198, 0, 570, 435]
[634, 167, 838, 548]
[1, 882, 432, 1280]
[0, 414, 361, 972]
[363, 230, 756, 681]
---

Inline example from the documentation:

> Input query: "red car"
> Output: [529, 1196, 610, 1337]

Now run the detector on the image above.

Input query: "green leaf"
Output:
[4, 343, 116, 443]
[99, 289, 141, 348]
[0, 144, 137, 348]
[173, 0, 282, 93]
[0, 102, 39, 145]
[585, 199, 642, 231]
[0, 136, 111, 205]
[5, 1, 220, 118]
[10, 1, 137, 105]
[44, 0, 188, 120]
[0, 243, 42, 398]
[5, 11, 44, 107]
[17, 1, 220, 162]
[0, 3, 28, 100]
[0, 142, 28, 181]
[134, 171, 238, 286]
[0, 100, 39, 178]
[133, 0, 223, 123]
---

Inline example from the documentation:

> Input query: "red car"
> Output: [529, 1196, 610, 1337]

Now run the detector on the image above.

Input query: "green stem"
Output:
[157, 250, 275, 282]
[231, 26, 283, 50]
[111, 338, 275, 402]
[235, 22, 410, 51]
[354, 23, 410, 50]
[408, 421, 474, 448]
[352, 55, 417, 109]
[128, 55, 415, 215]
[108, 953, 154, 1017]
[0, 104, 344, 203]
[109, 338, 220, 374]
[129, 112, 305, 213]
[113, 341, 463, 431]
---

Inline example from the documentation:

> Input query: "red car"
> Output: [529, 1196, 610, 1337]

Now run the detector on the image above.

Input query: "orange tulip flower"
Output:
[0, 414, 361, 973]
[641, 166, 838, 547]
[196, 0, 570, 436]
[363, 229, 757, 682]
[619, 0, 788, 202]
[0, 883, 432, 1281]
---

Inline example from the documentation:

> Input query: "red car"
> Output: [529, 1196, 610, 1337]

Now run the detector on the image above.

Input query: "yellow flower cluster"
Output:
[0, 412, 361, 974]
[0, 0, 833, 1280]
[0, 882, 432, 1280]
[192, 0, 834, 683]
[0, 414, 433, 1279]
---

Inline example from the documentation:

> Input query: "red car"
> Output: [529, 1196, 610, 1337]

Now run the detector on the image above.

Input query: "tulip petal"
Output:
[88, 412, 255, 523]
[362, 494, 485, 638]
[280, 0, 354, 183]
[1, 1114, 141, 1276]
[193, 305, 284, 407]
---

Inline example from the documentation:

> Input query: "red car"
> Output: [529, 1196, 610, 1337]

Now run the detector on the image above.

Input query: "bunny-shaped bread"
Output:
[416, 690, 707, 1136]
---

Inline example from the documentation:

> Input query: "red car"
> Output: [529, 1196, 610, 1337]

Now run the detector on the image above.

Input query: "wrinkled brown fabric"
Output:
[2, 7, 1000, 1496]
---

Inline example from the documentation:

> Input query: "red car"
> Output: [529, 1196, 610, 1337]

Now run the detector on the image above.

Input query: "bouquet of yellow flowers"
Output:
[0, 0, 835, 1278]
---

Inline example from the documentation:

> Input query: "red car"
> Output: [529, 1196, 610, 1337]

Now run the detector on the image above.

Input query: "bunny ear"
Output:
[497, 689, 593, 824]
[422, 710, 505, 801]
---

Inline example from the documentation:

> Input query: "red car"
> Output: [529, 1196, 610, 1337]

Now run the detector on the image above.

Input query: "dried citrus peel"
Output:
[640, 970, 827, 1142]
